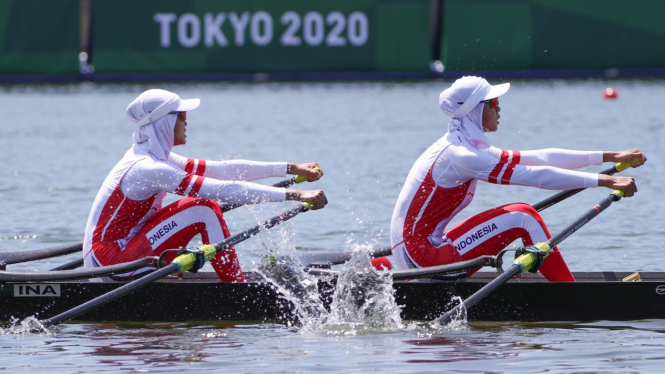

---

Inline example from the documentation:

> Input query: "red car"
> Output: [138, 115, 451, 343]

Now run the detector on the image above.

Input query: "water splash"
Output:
[254, 226, 326, 328]
[253, 230, 469, 334]
[428, 296, 469, 331]
[322, 244, 404, 331]
[257, 253, 326, 327]
[0, 316, 52, 336]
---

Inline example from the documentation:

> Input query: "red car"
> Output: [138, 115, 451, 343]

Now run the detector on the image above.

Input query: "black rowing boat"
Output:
[2, 270, 663, 323]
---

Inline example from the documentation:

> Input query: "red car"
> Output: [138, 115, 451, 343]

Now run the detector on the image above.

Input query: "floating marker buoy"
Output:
[604, 87, 618, 99]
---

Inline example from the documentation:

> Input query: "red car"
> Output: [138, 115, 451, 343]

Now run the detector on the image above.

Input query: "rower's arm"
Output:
[486, 147, 603, 170]
[123, 158, 287, 204]
[456, 146, 598, 190]
[168, 152, 286, 181]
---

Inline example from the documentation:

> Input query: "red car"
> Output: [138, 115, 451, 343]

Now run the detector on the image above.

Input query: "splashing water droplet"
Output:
[322, 244, 406, 333]
[0, 316, 51, 335]
[429, 296, 469, 331]
[255, 226, 326, 329]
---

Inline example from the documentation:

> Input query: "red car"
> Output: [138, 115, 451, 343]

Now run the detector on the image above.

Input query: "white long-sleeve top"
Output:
[83, 147, 288, 265]
[390, 131, 603, 250]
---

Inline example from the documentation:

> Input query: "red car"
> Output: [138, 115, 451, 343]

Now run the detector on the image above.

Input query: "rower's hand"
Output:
[598, 175, 637, 197]
[287, 162, 323, 182]
[286, 189, 328, 209]
[603, 149, 647, 168]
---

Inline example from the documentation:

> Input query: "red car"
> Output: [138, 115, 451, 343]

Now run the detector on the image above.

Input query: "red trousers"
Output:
[394, 203, 575, 282]
[93, 197, 245, 282]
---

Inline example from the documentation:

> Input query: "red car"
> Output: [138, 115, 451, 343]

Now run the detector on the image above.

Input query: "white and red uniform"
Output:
[83, 89, 290, 282]
[82, 148, 288, 282]
[390, 131, 603, 281]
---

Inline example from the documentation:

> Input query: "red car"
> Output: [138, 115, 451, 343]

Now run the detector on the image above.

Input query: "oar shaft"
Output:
[531, 188, 584, 212]
[0, 242, 83, 265]
[436, 265, 520, 325]
[219, 175, 307, 212]
[434, 190, 624, 326]
[42, 264, 178, 328]
[40, 204, 311, 328]
[3, 257, 158, 282]
[272, 177, 298, 188]
[307, 255, 493, 280]
[392, 256, 494, 280]
[214, 204, 309, 253]
[548, 192, 620, 248]
[532, 163, 619, 212]
[50, 258, 84, 271]
[299, 246, 393, 267]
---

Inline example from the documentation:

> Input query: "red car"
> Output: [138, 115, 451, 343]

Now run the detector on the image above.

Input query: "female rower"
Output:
[83, 89, 327, 282]
[390, 76, 646, 281]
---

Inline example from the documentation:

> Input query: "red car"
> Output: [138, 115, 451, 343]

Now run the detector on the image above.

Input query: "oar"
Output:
[434, 190, 626, 326]
[39, 203, 313, 329]
[0, 257, 159, 282]
[0, 242, 82, 267]
[307, 255, 498, 280]
[532, 158, 638, 211]
[2, 173, 317, 269]
[218, 171, 316, 211]
[299, 246, 392, 267]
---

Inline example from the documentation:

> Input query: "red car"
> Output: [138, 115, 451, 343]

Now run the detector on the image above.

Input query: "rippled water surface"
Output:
[1, 79, 665, 373]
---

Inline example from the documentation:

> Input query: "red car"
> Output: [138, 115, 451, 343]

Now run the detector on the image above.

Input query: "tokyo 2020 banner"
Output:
[91, 0, 431, 74]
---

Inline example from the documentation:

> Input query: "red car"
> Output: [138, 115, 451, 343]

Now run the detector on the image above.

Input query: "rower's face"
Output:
[174, 112, 187, 146]
[482, 101, 501, 132]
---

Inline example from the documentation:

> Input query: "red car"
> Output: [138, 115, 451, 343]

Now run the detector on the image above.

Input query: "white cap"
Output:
[439, 76, 510, 119]
[126, 89, 200, 126]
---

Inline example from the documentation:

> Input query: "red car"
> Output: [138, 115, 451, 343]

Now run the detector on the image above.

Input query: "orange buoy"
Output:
[604, 87, 618, 99]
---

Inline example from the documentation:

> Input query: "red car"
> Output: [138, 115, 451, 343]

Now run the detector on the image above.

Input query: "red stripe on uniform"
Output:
[500, 150, 521, 185]
[488, 150, 509, 184]
[175, 174, 193, 195]
[403, 165, 471, 242]
[188, 176, 204, 197]
[195, 160, 206, 176]
[184, 159, 196, 173]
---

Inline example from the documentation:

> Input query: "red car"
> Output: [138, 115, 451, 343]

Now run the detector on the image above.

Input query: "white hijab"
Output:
[447, 103, 488, 149]
[130, 114, 177, 161]
[438, 76, 509, 150]
[125, 89, 200, 161]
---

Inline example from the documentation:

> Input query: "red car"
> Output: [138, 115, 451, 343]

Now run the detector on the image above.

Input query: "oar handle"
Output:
[219, 169, 320, 212]
[532, 159, 636, 212]
[615, 158, 641, 173]
[274, 167, 323, 187]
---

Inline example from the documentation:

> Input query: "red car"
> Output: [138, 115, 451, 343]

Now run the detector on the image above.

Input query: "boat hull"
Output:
[2, 271, 664, 323]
